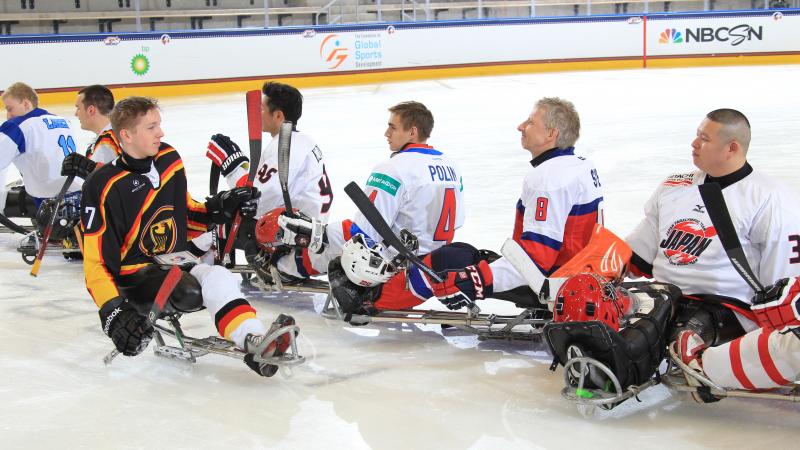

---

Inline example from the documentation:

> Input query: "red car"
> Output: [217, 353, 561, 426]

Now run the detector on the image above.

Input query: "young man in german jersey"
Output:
[266, 101, 466, 311]
[61, 84, 122, 180]
[624, 109, 800, 400]
[1, 82, 82, 223]
[81, 96, 299, 377]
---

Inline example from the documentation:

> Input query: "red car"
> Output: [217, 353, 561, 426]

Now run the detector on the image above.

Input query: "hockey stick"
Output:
[277, 121, 294, 214]
[344, 181, 481, 315]
[30, 174, 76, 277]
[0, 211, 30, 235]
[698, 182, 765, 293]
[221, 90, 263, 267]
[104, 265, 183, 365]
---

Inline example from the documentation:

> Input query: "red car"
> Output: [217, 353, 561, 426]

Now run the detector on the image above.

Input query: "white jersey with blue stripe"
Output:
[0, 108, 82, 198]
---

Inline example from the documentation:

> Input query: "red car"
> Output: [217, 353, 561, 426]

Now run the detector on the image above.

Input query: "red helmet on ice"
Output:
[553, 273, 631, 331]
[255, 207, 299, 252]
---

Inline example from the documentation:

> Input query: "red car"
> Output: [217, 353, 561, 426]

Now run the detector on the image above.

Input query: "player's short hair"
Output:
[535, 97, 580, 149]
[78, 85, 115, 116]
[706, 108, 751, 154]
[110, 96, 159, 135]
[262, 82, 303, 124]
[2, 82, 39, 108]
[388, 101, 434, 141]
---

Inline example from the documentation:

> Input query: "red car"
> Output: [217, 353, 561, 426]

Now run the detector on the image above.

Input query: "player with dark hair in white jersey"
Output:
[624, 108, 800, 401]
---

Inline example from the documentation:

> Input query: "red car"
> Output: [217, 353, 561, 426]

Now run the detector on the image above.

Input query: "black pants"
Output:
[118, 265, 204, 317]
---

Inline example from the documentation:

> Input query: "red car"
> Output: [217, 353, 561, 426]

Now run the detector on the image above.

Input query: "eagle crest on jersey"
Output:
[659, 218, 717, 266]
[140, 207, 177, 256]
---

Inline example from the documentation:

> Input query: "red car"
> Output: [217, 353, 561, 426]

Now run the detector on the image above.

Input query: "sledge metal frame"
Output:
[664, 344, 800, 402]
[151, 313, 305, 369]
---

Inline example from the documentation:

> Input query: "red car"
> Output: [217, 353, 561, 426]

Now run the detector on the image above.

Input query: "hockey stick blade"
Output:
[344, 181, 481, 315]
[277, 121, 294, 214]
[221, 90, 263, 267]
[698, 182, 765, 293]
[104, 265, 183, 365]
[30, 174, 76, 277]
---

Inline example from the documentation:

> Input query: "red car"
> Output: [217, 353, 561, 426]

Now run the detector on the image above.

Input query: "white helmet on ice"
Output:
[340, 234, 396, 287]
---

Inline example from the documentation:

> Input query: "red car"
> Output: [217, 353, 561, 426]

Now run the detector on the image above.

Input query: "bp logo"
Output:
[319, 34, 348, 70]
[659, 218, 716, 265]
[659, 28, 683, 44]
[131, 53, 150, 76]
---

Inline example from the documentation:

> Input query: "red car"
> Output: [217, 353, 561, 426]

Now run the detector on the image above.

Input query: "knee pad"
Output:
[3, 185, 37, 218]
[168, 273, 203, 313]
[428, 242, 484, 272]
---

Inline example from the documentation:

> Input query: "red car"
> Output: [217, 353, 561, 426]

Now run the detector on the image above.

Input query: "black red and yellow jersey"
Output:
[86, 127, 122, 162]
[81, 143, 209, 308]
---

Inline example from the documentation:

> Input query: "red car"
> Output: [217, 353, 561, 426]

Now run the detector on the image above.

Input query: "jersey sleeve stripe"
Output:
[119, 263, 151, 275]
[0, 121, 26, 153]
[407, 264, 433, 300]
[569, 197, 603, 216]
[516, 199, 525, 214]
[520, 231, 562, 251]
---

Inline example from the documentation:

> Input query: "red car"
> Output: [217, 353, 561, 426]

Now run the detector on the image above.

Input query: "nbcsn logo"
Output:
[319, 34, 348, 69]
[659, 28, 683, 44]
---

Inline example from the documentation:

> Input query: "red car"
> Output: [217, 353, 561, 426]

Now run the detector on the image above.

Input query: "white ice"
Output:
[2, 65, 800, 449]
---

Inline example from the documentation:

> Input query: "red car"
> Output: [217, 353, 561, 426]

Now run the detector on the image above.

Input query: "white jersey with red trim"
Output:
[0, 108, 82, 198]
[626, 166, 800, 306]
[276, 144, 465, 278]
[490, 148, 604, 292]
[224, 129, 332, 221]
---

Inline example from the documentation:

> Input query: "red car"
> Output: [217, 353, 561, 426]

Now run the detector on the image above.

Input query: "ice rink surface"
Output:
[2, 64, 800, 449]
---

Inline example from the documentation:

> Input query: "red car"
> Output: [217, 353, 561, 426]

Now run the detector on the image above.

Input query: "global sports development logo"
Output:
[659, 218, 717, 266]
[320, 34, 348, 70]
[659, 28, 683, 44]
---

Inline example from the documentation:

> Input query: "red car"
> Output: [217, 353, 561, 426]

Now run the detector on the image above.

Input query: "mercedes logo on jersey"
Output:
[659, 218, 717, 265]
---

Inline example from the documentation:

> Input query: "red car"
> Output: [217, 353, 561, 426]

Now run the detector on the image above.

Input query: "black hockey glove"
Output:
[61, 152, 97, 179]
[205, 187, 261, 225]
[207, 133, 249, 177]
[99, 296, 154, 357]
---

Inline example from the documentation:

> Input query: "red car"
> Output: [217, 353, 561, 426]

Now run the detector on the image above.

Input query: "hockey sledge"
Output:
[663, 343, 800, 403]
[150, 313, 305, 369]
[321, 293, 550, 341]
[17, 231, 81, 265]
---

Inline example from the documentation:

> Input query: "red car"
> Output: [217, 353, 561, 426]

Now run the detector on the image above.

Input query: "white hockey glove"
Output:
[277, 213, 328, 254]
[751, 277, 800, 330]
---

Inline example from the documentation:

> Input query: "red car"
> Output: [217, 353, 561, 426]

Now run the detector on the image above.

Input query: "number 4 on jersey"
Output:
[434, 188, 456, 243]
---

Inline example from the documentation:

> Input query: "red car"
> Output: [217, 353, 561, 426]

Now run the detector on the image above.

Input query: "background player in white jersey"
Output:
[421, 97, 604, 311]
[627, 109, 800, 346]
[267, 101, 466, 312]
[1, 82, 83, 243]
[61, 84, 122, 181]
[195, 82, 332, 264]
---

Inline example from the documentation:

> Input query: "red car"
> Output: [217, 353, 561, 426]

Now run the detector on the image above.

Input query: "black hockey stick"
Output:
[0, 211, 30, 235]
[344, 181, 481, 315]
[104, 265, 183, 365]
[277, 121, 294, 214]
[221, 90, 263, 267]
[30, 174, 76, 277]
[698, 182, 765, 293]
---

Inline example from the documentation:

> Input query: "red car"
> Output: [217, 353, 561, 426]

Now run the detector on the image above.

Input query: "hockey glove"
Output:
[206, 133, 249, 177]
[751, 277, 800, 330]
[99, 296, 154, 357]
[431, 260, 493, 310]
[277, 213, 328, 254]
[205, 187, 261, 225]
[61, 152, 97, 179]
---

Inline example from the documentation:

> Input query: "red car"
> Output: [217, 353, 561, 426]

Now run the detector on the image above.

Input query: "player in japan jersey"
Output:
[194, 82, 332, 261]
[627, 109, 800, 346]
[0, 82, 82, 201]
[82, 97, 298, 378]
[265, 101, 465, 309]
[61, 85, 122, 181]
